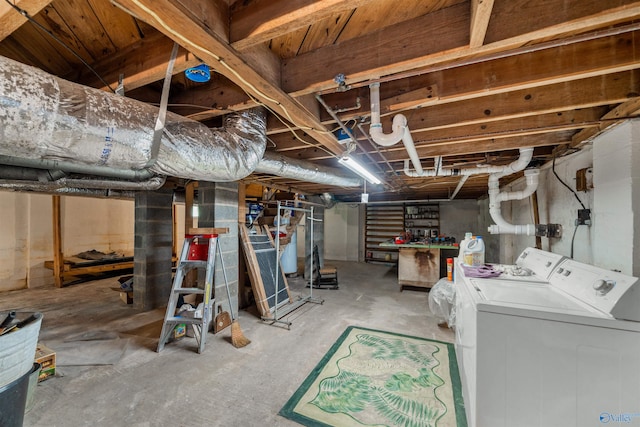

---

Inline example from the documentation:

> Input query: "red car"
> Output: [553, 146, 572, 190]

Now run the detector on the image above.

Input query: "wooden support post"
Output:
[52, 195, 64, 287]
[184, 181, 197, 287]
[185, 181, 196, 232]
[172, 203, 178, 260]
[238, 183, 249, 309]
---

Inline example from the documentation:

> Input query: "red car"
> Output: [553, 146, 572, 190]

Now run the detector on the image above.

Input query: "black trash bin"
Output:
[0, 363, 39, 427]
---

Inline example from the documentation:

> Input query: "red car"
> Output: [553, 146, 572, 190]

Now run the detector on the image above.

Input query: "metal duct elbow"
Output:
[255, 152, 362, 187]
[155, 108, 267, 181]
[0, 55, 266, 183]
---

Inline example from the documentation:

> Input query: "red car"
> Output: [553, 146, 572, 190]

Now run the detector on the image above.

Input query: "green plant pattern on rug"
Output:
[309, 333, 447, 427]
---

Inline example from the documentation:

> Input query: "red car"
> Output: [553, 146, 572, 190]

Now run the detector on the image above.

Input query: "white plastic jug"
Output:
[463, 236, 485, 266]
[459, 232, 473, 260]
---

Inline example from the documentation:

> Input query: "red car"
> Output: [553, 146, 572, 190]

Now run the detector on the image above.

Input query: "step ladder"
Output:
[157, 227, 229, 354]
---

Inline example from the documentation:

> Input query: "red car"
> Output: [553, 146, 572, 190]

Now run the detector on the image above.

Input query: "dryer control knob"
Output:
[593, 279, 615, 295]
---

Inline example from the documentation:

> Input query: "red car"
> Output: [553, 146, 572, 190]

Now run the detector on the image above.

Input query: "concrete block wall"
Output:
[198, 182, 239, 314]
[134, 189, 173, 310]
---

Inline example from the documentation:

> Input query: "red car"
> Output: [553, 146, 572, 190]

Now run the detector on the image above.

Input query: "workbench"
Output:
[379, 242, 458, 290]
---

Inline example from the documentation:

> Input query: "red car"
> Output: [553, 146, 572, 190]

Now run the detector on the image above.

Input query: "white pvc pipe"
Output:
[369, 83, 424, 173]
[369, 83, 405, 146]
[497, 169, 539, 202]
[401, 127, 424, 175]
[487, 148, 538, 235]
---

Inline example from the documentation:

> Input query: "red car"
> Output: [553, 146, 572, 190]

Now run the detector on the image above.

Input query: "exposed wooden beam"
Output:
[112, 0, 345, 156]
[484, 0, 638, 43]
[390, 132, 575, 160]
[230, 0, 376, 51]
[83, 11, 640, 124]
[570, 97, 640, 147]
[282, 2, 470, 94]
[470, 0, 494, 47]
[172, 0, 228, 40]
[282, 1, 640, 95]
[0, 0, 52, 42]
[406, 71, 639, 132]
[270, 65, 638, 145]
[275, 65, 637, 158]
[74, 31, 201, 91]
[271, 108, 605, 152]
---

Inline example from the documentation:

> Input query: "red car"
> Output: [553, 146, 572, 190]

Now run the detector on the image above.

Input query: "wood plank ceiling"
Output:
[0, 0, 639, 202]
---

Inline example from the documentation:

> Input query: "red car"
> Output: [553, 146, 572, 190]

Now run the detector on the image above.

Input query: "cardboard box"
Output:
[120, 291, 133, 304]
[34, 343, 56, 382]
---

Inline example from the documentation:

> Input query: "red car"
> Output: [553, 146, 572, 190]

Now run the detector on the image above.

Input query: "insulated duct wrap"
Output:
[255, 151, 362, 187]
[0, 56, 266, 182]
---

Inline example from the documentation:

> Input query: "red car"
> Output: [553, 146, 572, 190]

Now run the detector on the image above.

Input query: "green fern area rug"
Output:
[280, 326, 467, 427]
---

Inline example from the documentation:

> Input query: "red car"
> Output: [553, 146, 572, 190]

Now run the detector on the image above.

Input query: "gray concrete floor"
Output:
[2, 260, 454, 427]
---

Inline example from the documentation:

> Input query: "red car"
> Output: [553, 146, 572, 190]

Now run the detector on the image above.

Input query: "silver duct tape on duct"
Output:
[255, 151, 362, 187]
[0, 56, 266, 182]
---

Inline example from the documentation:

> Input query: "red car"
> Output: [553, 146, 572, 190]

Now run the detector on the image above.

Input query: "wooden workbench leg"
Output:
[52, 195, 64, 288]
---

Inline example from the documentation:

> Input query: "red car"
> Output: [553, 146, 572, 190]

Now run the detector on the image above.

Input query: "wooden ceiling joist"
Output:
[469, 0, 495, 48]
[113, 0, 345, 156]
[229, 0, 378, 51]
[0, 0, 52, 42]
[282, 1, 640, 95]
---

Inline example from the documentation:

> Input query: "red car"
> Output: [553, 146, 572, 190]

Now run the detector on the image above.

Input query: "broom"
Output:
[220, 254, 251, 348]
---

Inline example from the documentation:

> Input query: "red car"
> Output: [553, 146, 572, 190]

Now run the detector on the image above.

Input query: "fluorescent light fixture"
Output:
[338, 156, 381, 185]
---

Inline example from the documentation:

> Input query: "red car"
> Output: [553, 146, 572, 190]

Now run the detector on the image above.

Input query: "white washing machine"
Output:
[455, 252, 640, 427]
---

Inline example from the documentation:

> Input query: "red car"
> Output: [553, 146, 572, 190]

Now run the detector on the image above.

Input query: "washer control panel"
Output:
[549, 259, 639, 321]
[516, 247, 565, 280]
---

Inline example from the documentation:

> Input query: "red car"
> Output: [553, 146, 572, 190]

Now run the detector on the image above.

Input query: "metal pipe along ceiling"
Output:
[255, 152, 362, 187]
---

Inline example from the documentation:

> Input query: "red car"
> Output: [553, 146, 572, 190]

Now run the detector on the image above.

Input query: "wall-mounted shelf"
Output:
[404, 203, 439, 239]
[365, 205, 404, 263]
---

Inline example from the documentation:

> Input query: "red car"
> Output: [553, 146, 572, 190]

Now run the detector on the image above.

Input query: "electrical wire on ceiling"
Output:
[3, 0, 117, 93]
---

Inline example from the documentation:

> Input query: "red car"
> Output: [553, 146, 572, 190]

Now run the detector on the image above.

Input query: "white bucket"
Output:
[0, 312, 43, 388]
